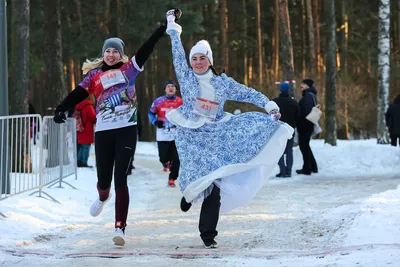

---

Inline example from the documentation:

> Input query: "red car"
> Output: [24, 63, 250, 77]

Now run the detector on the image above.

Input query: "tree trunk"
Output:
[68, 58, 75, 91]
[278, 0, 296, 98]
[256, 0, 263, 87]
[73, 0, 82, 33]
[377, 0, 391, 144]
[324, 0, 337, 146]
[242, 0, 248, 85]
[43, 0, 68, 167]
[273, 0, 280, 81]
[312, 0, 322, 79]
[306, 0, 316, 77]
[301, 0, 307, 78]
[219, 0, 228, 69]
[10, 0, 29, 115]
[9, 0, 31, 173]
[44, 0, 66, 105]
[340, 1, 350, 139]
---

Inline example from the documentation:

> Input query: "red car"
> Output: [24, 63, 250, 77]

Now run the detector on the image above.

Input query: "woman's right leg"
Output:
[113, 126, 137, 231]
[199, 185, 221, 246]
[95, 130, 116, 201]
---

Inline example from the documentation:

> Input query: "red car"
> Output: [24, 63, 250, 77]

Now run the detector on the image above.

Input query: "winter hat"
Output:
[102, 37, 125, 56]
[189, 40, 214, 65]
[164, 80, 178, 89]
[280, 82, 290, 93]
[302, 78, 314, 88]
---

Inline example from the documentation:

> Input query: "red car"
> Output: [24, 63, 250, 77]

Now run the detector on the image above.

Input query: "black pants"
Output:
[298, 130, 317, 172]
[95, 125, 137, 226]
[278, 137, 294, 175]
[390, 135, 400, 147]
[199, 185, 221, 243]
[157, 141, 180, 180]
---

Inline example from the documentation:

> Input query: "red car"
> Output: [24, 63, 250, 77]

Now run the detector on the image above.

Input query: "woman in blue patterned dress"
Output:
[165, 10, 294, 248]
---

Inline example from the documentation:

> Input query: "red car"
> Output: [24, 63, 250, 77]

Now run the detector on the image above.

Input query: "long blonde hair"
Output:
[82, 54, 130, 75]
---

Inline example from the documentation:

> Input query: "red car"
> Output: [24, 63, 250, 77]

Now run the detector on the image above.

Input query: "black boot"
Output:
[180, 197, 192, 212]
[296, 169, 311, 175]
[81, 162, 93, 168]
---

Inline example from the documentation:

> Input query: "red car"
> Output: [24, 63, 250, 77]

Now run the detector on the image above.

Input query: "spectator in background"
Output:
[385, 94, 400, 146]
[273, 82, 299, 177]
[75, 97, 96, 167]
[296, 78, 318, 175]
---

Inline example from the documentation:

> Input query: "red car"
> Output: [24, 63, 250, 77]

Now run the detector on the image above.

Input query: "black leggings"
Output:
[95, 126, 137, 190]
[95, 125, 137, 227]
[157, 141, 180, 180]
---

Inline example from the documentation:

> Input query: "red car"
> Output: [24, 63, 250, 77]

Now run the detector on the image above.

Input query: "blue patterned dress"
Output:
[166, 25, 294, 213]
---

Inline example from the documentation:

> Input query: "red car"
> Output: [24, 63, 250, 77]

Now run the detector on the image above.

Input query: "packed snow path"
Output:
[1, 151, 399, 266]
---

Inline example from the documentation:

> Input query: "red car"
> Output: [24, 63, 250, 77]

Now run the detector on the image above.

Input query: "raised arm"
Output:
[134, 24, 167, 69]
[165, 10, 189, 82]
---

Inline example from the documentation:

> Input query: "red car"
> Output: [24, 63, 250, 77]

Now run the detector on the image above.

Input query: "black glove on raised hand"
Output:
[166, 8, 182, 23]
[53, 109, 67, 124]
[155, 121, 164, 128]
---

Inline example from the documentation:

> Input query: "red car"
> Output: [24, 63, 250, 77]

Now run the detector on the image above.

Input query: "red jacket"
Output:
[75, 100, 96, 144]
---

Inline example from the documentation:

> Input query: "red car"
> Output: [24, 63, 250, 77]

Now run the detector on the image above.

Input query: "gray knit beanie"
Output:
[102, 37, 125, 56]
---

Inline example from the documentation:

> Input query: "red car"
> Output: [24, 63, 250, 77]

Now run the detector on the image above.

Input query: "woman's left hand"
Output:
[269, 110, 281, 121]
[166, 8, 182, 22]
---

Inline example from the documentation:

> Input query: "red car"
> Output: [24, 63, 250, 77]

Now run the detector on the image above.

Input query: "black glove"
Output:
[166, 8, 182, 24]
[173, 8, 182, 21]
[155, 121, 164, 128]
[53, 109, 67, 124]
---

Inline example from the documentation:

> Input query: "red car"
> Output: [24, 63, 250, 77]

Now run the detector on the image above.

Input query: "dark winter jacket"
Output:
[385, 95, 400, 136]
[75, 100, 96, 144]
[273, 93, 299, 129]
[297, 87, 317, 133]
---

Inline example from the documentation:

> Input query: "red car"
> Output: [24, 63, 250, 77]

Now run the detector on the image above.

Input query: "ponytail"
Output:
[210, 65, 225, 76]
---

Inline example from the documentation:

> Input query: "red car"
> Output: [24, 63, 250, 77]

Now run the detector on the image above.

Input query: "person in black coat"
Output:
[296, 78, 318, 175]
[273, 82, 299, 177]
[385, 94, 400, 146]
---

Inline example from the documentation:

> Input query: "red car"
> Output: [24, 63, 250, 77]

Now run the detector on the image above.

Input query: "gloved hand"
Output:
[166, 8, 182, 23]
[155, 121, 164, 128]
[53, 109, 67, 124]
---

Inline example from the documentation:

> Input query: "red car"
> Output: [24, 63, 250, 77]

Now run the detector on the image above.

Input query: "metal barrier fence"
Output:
[37, 116, 77, 189]
[0, 114, 77, 216]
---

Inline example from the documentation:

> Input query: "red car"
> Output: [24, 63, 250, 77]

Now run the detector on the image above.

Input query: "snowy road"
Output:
[1, 149, 400, 266]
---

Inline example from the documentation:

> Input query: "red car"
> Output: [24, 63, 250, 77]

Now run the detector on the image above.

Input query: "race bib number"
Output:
[100, 69, 126, 90]
[193, 97, 219, 120]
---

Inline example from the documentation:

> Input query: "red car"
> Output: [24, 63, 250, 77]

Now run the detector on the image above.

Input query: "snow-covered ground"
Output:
[0, 139, 399, 267]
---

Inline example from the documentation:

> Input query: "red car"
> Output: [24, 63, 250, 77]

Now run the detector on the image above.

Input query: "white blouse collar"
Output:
[194, 69, 213, 80]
